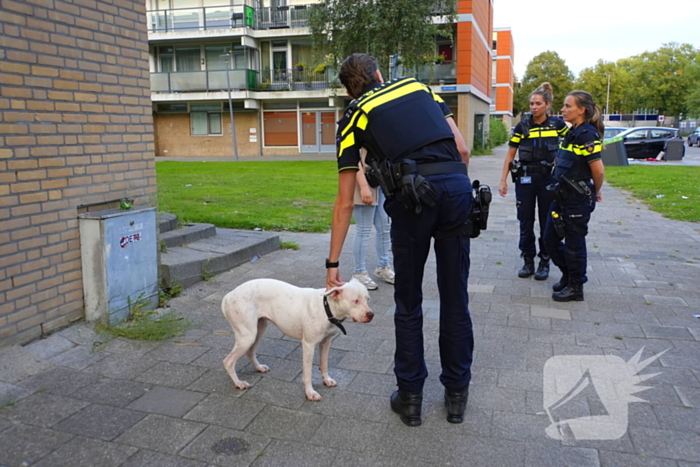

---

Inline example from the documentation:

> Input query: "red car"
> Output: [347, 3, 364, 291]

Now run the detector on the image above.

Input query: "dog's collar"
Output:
[323, 295, 347, 335]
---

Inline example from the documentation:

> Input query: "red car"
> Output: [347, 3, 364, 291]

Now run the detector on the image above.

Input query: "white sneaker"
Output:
[353, 271, 378, 290]
[374, 265, 395, 284]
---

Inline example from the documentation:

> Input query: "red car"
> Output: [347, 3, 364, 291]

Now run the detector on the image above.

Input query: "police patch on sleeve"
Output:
[585, 141, 596, 153]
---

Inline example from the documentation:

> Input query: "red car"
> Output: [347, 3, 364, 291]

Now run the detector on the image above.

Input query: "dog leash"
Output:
[323, 295, 347, 335]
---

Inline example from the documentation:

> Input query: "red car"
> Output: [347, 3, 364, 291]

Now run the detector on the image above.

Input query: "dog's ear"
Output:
[324, 285, 344, 299]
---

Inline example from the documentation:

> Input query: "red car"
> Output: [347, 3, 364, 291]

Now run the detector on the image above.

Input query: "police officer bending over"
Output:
[326, 53, 474, 426]
[499, 83, 568, 281]
[543, 90, 605, 302]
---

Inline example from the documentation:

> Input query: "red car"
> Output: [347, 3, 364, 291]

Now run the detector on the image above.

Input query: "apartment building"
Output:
[146, 0, 504, 156]
[491, 27, 514, 129]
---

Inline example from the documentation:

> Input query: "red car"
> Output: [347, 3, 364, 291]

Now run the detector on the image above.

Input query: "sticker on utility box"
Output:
[119, 233, 142, 248]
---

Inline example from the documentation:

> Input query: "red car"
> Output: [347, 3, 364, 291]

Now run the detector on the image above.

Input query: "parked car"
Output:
[688, 127, 700, 147]
[603, 127, 626, 140]
[612, 127, 683, 159]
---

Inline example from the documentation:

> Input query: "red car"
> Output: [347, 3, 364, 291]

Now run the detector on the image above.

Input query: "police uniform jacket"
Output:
[336, 77, 460, 172]
[509, 117, 568, 164]
[552, 123, 602, 183]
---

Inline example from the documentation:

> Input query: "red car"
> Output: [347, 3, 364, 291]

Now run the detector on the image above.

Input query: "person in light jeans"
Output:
[352, 152, 394, 290]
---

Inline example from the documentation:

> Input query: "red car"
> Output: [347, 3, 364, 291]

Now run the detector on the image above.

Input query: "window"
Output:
[175, 46, 201, 72]
[625, 130, 647, 140]
[191, 104, 222, 135]
[263, 111, 297, 146]
[650, 129, 672, 139]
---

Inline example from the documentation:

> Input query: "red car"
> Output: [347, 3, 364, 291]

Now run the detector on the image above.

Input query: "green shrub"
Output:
[488, 117, 509, 148]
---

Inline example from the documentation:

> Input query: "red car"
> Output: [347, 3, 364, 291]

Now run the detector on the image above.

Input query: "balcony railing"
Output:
[150, 68, 339, 93]
[411, 61, 457, 85]
[151, 69, 258, 93]
[147, 3, 313, 33]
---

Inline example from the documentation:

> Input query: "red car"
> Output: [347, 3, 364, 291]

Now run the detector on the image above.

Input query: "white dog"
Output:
[221, 278, 374, 401]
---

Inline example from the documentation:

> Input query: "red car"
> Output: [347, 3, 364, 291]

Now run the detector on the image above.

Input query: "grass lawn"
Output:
[156, 161, 338, 232]
[605, 165, 700, 222]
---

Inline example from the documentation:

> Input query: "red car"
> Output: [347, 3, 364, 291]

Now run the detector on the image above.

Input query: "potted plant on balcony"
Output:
[434, 53, 447, 64]
[294, 61, 307, 71]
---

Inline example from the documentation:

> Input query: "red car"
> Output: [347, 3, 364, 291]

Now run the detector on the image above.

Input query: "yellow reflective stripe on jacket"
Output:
[528, 129, 559, 138]
[510, 134, 522, 144]
[560, 142, 602, 156]
[338, 132, 355, 158]
[340, 109, 362, 138]
[357, 79, 412, 108]
[558, 126, 569, 137]
[359, 81, 426, 114]
[357, 112, 368, 130]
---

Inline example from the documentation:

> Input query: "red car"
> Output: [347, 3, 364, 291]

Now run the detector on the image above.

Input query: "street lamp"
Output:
[220, 51, 239, 161]
[605, 72, 614, 117]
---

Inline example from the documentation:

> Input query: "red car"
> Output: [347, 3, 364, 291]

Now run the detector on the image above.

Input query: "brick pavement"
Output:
[1, 145, 699, 466]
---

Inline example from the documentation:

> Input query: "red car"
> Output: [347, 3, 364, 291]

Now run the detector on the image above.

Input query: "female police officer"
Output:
[543, 91, 605, 302]
[326, 54, 473, 426]
[499, 83, 568, 281]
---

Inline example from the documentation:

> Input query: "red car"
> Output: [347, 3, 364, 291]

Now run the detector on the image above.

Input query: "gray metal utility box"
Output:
[79, 207, 159, 325]
[600, 138, 629, 166]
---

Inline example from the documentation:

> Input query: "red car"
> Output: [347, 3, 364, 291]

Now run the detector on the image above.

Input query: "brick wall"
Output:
[0, 0, 156, 347]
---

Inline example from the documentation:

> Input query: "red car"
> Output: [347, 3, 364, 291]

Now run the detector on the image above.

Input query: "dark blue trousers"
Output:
[543, 184, 596, 285]
[515, 172, 553, 259]
[383, 174, 474, 394]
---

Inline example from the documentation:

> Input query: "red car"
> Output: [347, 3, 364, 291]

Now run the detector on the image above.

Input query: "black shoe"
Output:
[534, 259, 550, 281]
[552, 275, 569, 292]
[518, 257, 535, 278]
[444, 388, 469, 424]
[390, 390, 422, 427]
[552, 283, 584, 302]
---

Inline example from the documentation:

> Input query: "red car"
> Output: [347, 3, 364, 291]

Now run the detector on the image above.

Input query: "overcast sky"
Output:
[493, 0, 700, 79]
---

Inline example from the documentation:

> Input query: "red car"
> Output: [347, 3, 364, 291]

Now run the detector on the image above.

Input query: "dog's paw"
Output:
[323, 377, 337, 388]
[234, 380, 250, 390]
[255, 364, 270, 373]
[306, 390, 322, 401]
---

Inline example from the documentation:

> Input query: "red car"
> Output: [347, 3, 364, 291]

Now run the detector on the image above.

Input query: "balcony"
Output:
[151, 69, 257, 93]
[411, 61, 457, 86]
[147, 3, 313, 33]
[150, 68, 339, 94]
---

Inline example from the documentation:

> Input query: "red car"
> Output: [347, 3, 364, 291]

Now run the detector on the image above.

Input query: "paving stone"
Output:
[251, 439, 337, 467]
[53, 403, 145, 441]
[629, 426, 700, 462]
[48, 345, 109, 370]
[126, 386, 207, 417]
[115, 414, 207, 455]
[331, 451, 434, 467]
[0, 424, 75, 466]
[654, 405, 700, 432]
[23, 335, 76, 360]
[97, 338, 161, 357]
[84, 354, 160, 380]
[0, 346, 53, 384]
[643, 325, 695, 340]
[469, 385, 527, 413]
[236, 374, 309, 409]
[345, 371, 397, 396]
[335, 351, 393, 374]
[120, 449, 208, 467]
[308, 416, 387, 451]
[531, 306, 572, 320]
[675, 385, 700, 407]
[247, 405, 324, 442]
[134, 361, 208, 389]
[71, 378, 152, 407]
[178, 425, 271, 466]
[143, 342, 211, 364]
[501, 341, 553, 358]
[18, 366, 102, 396]
[497, 370, 543, 392]
[0, 381, 34, 407]
[643, 296, 688, 307]
[190, 346, 230, 369]
[184, 393, 264, 429]
[524, 442, 600, 467]
[32, 435, 138, 467]
[598, 451, 678, 467]
[507, 314, 552, 329]
[58, 325, 103, 347]
[575, 334, 628, 349]
[491, 410, 550, 440]
[238, 355, 303, 382]
[186, 368, 250, 398]
[0, 392, 89, 428]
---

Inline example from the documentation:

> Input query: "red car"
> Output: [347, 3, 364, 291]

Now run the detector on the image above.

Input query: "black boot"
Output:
[390, 390, 422, 427]
[534, 258, 550, 281]
[552, 283, 584, 302]
[444, 388, 469, 424]
[552, 275, 569, 292]
[518, 257, 535, 278]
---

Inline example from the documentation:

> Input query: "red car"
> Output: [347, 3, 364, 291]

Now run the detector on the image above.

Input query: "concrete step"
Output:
[158, 212, 178, 233]
[159, 222, 217, 249]
[159, 228, 280, 288]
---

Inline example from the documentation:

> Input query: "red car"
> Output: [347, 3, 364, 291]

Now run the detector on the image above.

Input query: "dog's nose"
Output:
[366, 311, 374, 322]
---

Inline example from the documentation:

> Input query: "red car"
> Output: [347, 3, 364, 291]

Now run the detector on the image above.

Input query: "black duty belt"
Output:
[518, 163, 551, 174]
[417, 161, 467, 177]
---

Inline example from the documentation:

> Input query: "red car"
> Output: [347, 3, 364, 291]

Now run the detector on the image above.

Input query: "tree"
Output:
[308, 0, 456, 74]
[520, 51, 574, 114]
[575, 60, 636, 114]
